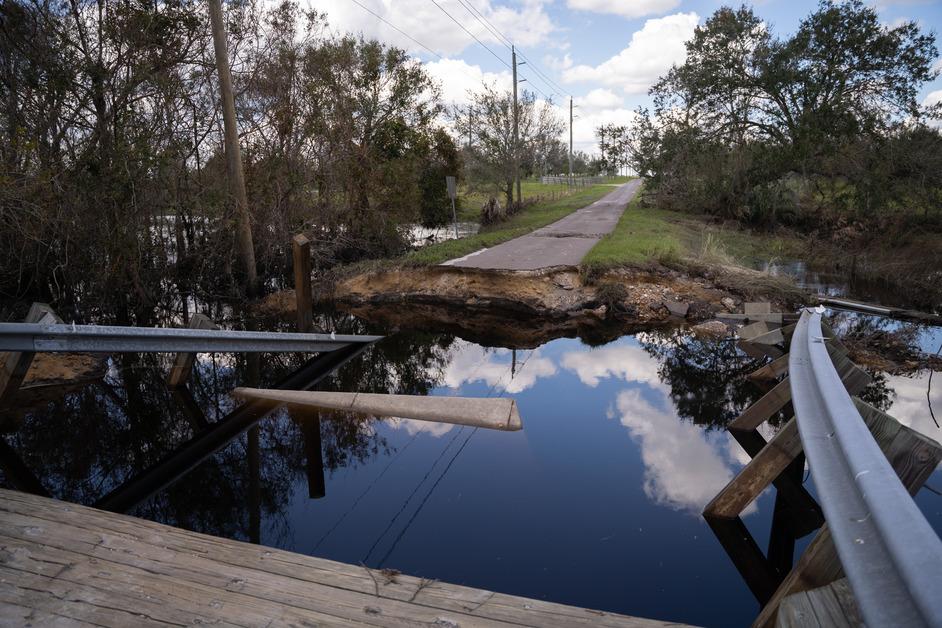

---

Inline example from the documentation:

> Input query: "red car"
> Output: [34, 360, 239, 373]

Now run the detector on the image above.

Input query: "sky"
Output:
[306, 0, 942, 153]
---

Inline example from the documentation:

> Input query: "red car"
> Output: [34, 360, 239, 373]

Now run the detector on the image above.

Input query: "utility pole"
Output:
[599, 126, 606, 177]
[208, 0, 257, 293]
[467, 106, 472, 149]
[512, 45, 520, 206]
[568, 97, 573, 190]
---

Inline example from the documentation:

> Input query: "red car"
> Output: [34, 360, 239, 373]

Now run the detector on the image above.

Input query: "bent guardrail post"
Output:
[790, 307, 942, 627]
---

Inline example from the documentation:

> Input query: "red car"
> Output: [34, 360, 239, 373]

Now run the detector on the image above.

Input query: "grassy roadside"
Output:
[582, 189, 804, 272]
[405, 182, 624, 265]
[457, 176, 633, 221]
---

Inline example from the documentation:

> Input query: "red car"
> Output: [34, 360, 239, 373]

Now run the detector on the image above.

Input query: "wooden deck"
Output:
[0, 489, 691, 627]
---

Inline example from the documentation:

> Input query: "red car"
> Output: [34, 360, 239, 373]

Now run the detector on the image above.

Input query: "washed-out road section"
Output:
[443, 179, 642, 270]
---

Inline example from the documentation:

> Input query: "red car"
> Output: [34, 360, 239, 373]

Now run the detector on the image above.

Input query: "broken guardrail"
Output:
[0, 322, 381, 353]
[790, 307, 942, 627]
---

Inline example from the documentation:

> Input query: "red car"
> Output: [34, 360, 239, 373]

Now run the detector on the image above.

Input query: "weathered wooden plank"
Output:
[0, 489, 685, 628]
[705, 418, 802, 518]
[747, 324, 796, 347]
[0, 303, 61, 405]
[748, 354, 790, 382]
[731, 352, 869, 435]
[292, 234, 314, 333]
[165, 313, 218, 388]
[729, 379, 791, 432]
[721, 313, 785, 324]
[752, 401, 942, 628]
[740, 321, 771, 341]
[776, 578, 862, 628]
[231, 388, 524, 431]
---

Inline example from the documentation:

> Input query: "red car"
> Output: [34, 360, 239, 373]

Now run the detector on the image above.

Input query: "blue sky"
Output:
[308, 0, 942, 152]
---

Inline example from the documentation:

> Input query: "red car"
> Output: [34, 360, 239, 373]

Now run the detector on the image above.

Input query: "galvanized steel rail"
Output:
[790, 307, 942, 627]
[0, 322, 381, 353]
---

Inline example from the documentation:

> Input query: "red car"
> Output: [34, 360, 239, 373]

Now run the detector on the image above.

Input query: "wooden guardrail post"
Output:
[166, 313, 218, 388]
[292, 234, 313, 333]
[0, 302, 61, 406]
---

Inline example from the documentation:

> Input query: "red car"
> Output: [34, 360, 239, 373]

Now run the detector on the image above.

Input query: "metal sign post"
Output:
[445, 175, 458, 238]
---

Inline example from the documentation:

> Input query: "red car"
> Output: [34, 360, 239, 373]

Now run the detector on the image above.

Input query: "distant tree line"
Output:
[627, 1, 942, 230]
[0, 0, 460, 321]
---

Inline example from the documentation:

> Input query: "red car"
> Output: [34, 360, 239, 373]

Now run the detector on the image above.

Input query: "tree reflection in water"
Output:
[0, 312, 898, 552]
[637, 328, 772, 431]
[0, 313, 457, 544]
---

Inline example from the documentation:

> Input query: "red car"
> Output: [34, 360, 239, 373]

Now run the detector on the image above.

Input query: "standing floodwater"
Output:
[2, 320, 940, 627]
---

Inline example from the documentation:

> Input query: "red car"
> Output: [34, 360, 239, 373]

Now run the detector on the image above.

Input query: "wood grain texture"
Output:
[747, 354, 790, 382]
[751, 399, 942, 628]
[776, 579, 862, 628]
[705, 418, 802, 518]
[0, 489, 693, 627]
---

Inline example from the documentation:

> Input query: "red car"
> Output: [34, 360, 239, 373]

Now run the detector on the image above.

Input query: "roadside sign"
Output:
[445, 176, 458, 238]
[446, 176, 457, 200]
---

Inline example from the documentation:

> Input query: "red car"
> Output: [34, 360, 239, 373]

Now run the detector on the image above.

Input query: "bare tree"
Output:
[455, 85, 563, 211]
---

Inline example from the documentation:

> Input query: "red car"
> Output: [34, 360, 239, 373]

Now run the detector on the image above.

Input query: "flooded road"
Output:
[2, 315, 941, 627]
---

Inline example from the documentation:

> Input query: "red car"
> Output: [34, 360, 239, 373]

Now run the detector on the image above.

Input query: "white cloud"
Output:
[577, 88, 624, 111]
[561, 342, 662, 388]
[543, 53, 574, 72]
[567, 0, 680, 19]
[922, 90, 942, 127]
[562, 12, 698, 94]
[615, 389, 748, 514]
[441, 342, 558, 394]
[386, 417, 456, 438]
[310, 0, 555, 57]
[883, 372, 942, 445]
[424, 58, 513, 106]
[924, 90, 942, 108]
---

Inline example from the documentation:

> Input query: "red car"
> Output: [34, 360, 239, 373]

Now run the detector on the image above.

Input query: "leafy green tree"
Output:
[455, 85, 563, 210]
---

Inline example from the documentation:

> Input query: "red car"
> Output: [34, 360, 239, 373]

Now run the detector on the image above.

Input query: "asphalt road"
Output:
[443, 179, 642, 270]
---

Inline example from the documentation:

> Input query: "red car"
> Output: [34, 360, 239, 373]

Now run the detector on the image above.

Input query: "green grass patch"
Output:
[407, 183, 619, 265]
[582, 195, 685, 269]
[582, 186, 805, 273]
[457, 177, 631, 221]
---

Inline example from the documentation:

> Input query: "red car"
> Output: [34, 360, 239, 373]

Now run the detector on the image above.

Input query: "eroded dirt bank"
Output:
[325, 264, 806, 348]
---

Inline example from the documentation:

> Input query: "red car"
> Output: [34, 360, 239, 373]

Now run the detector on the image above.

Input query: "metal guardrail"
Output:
[0, 322, 382, 353]
[789, 307, 942, 627]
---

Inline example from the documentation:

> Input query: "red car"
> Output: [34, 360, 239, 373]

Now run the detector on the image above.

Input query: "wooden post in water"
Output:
[166, 313, 218, 388]
[292, 234, 313, 333]
[290, 407, 325, 499]
[0, 303, 60, 406]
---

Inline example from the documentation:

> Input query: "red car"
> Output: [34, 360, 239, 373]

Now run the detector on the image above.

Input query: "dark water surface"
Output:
[3, 313, 942, 627]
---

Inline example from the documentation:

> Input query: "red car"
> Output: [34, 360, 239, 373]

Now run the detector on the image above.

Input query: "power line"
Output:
[373, 349, 538, 567]
[448, 0, 568, 99]
[453, 0, 512, 51]
[516, 48, 568, 96]
[426, 0, 511, 70]
[348, 0, 443, 60]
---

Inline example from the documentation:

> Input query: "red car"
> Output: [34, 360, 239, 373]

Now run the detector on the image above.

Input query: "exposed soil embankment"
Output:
[328, 264, 804, 348]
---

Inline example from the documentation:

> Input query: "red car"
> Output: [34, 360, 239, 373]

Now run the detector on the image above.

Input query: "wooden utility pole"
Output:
[568, 97, 573, 190]
[512, 45, 520, 206]
[468, 106, 472, 149]
[208, 0, 257, 293]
